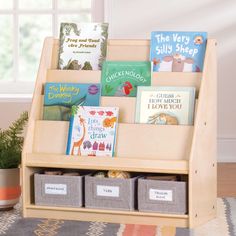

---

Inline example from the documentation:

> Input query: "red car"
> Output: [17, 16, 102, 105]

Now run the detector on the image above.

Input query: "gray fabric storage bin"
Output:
[85, 175, 137, 211]
[138, 178, 187, 214]
[34, 173, 83, 207]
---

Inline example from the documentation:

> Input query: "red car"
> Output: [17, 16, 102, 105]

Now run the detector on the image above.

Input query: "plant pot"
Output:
[0, 168, 21, 210]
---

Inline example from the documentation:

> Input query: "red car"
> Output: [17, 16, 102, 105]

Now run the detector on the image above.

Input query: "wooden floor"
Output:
[218, 163, 236, 197]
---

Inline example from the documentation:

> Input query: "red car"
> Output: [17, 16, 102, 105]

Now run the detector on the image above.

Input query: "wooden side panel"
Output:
[51, 39, 59, 69]
[22, 37, 55, 216]
[189, 40, 217, 227]
[33, 120, 193, 160]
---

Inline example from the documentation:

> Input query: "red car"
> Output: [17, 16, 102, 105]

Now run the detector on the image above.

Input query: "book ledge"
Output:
[25, 153, 189, 174]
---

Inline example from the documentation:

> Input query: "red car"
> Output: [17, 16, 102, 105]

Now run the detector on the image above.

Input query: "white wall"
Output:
[104, 0, 236, 162]
[0, 101, 31, 129]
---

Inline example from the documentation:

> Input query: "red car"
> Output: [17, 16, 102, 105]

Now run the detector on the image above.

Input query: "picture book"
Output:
[101, 61, 152, 97]
[150, 31, 207, 72]
[135, 86, 195, 125]
[43, 83, 100, 121]
[58, 22, 109, 70]
[66, 106, 119, 157]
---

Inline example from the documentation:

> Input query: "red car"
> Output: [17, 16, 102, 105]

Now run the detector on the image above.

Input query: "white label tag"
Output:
[96, 185, 119, 197]
[44, 184, 67, 195]
[149, 188, 173, 201]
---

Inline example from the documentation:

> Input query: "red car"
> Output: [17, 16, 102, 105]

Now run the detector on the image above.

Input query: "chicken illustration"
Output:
[115, 81, 133, 96]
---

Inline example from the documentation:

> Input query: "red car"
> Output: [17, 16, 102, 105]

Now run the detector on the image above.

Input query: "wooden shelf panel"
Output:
[25, 204, 189, 227]
[33, 120, 193, 160]
[39, 95, 136, 123]
[46, 69, 101, 83]
[25, 153, 189, 174]
[107, 39, 150, 61]
[152, 73, 201, 94]
[51, 39, 152, 66]
[46, 69, 201, 93]
[40, 94, 198, 124]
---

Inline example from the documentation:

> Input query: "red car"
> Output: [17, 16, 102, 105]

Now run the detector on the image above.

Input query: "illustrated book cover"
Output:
[66, 106, 119, 157]
[58, 22, 109, 70]
[150, 31, 207, 72]
[101, 61, 152, 97]
[135, 86, 196, 125]
[43, 82, 100, 121]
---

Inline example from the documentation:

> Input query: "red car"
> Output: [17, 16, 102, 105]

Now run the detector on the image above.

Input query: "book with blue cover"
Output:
[66, 106, 119, 157]
[135, 86, 196, 125]
[150, 31, 207, 72]
[43, 82, 100, 121]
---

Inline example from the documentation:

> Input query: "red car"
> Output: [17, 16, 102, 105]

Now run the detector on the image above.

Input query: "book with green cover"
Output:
[135, 86, 196, 125]
[101, 61, 152, 97]
[58, 22, 108, 70]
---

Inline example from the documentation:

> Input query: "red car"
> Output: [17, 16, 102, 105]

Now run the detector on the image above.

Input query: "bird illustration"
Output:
[89, 111, 96, 115]
[97, 111, 105, 116]
[115, 81, 133, 96]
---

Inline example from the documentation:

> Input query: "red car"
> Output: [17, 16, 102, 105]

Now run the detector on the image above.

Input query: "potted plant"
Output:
[0, 112, 28, 210]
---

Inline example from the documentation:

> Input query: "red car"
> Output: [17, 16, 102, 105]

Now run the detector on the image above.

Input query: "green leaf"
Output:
[105, 85, 113, 94]
[0, 111, 28, 169]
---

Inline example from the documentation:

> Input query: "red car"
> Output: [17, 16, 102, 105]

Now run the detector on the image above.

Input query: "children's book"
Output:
[150, 31, 207, 72]
[43, 83, 100, 121]
[135, 86, 195, 125]
[66, 106, 119, 157]
[101, 61, 152, 97]
[58, 22, 109, 70]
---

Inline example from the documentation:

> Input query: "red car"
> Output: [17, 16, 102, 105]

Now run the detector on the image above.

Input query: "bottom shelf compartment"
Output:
[24, 204, 189, 227]
[24, 166, 189, 227]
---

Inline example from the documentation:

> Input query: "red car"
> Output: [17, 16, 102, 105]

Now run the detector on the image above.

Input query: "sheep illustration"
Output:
[159, 53, 194, 72]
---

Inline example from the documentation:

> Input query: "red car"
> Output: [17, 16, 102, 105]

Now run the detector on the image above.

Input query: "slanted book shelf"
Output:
[22, 37, 217, 228]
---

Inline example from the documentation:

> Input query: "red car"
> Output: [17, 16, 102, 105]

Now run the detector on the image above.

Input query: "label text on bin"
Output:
[96, 185, 119, 197]
[45, 184, 67, 195]
[149, 188, 173, 201]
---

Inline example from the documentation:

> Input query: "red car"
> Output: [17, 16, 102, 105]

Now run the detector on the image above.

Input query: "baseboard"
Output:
[217, 163, 236, 197]
[217, 138, 236, 162]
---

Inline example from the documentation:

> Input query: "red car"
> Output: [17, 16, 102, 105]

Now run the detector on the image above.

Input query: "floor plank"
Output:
[218, 163, 236, 197]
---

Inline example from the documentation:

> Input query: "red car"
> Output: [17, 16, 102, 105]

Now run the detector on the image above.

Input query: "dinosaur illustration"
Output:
[71, 116, 86, 155]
